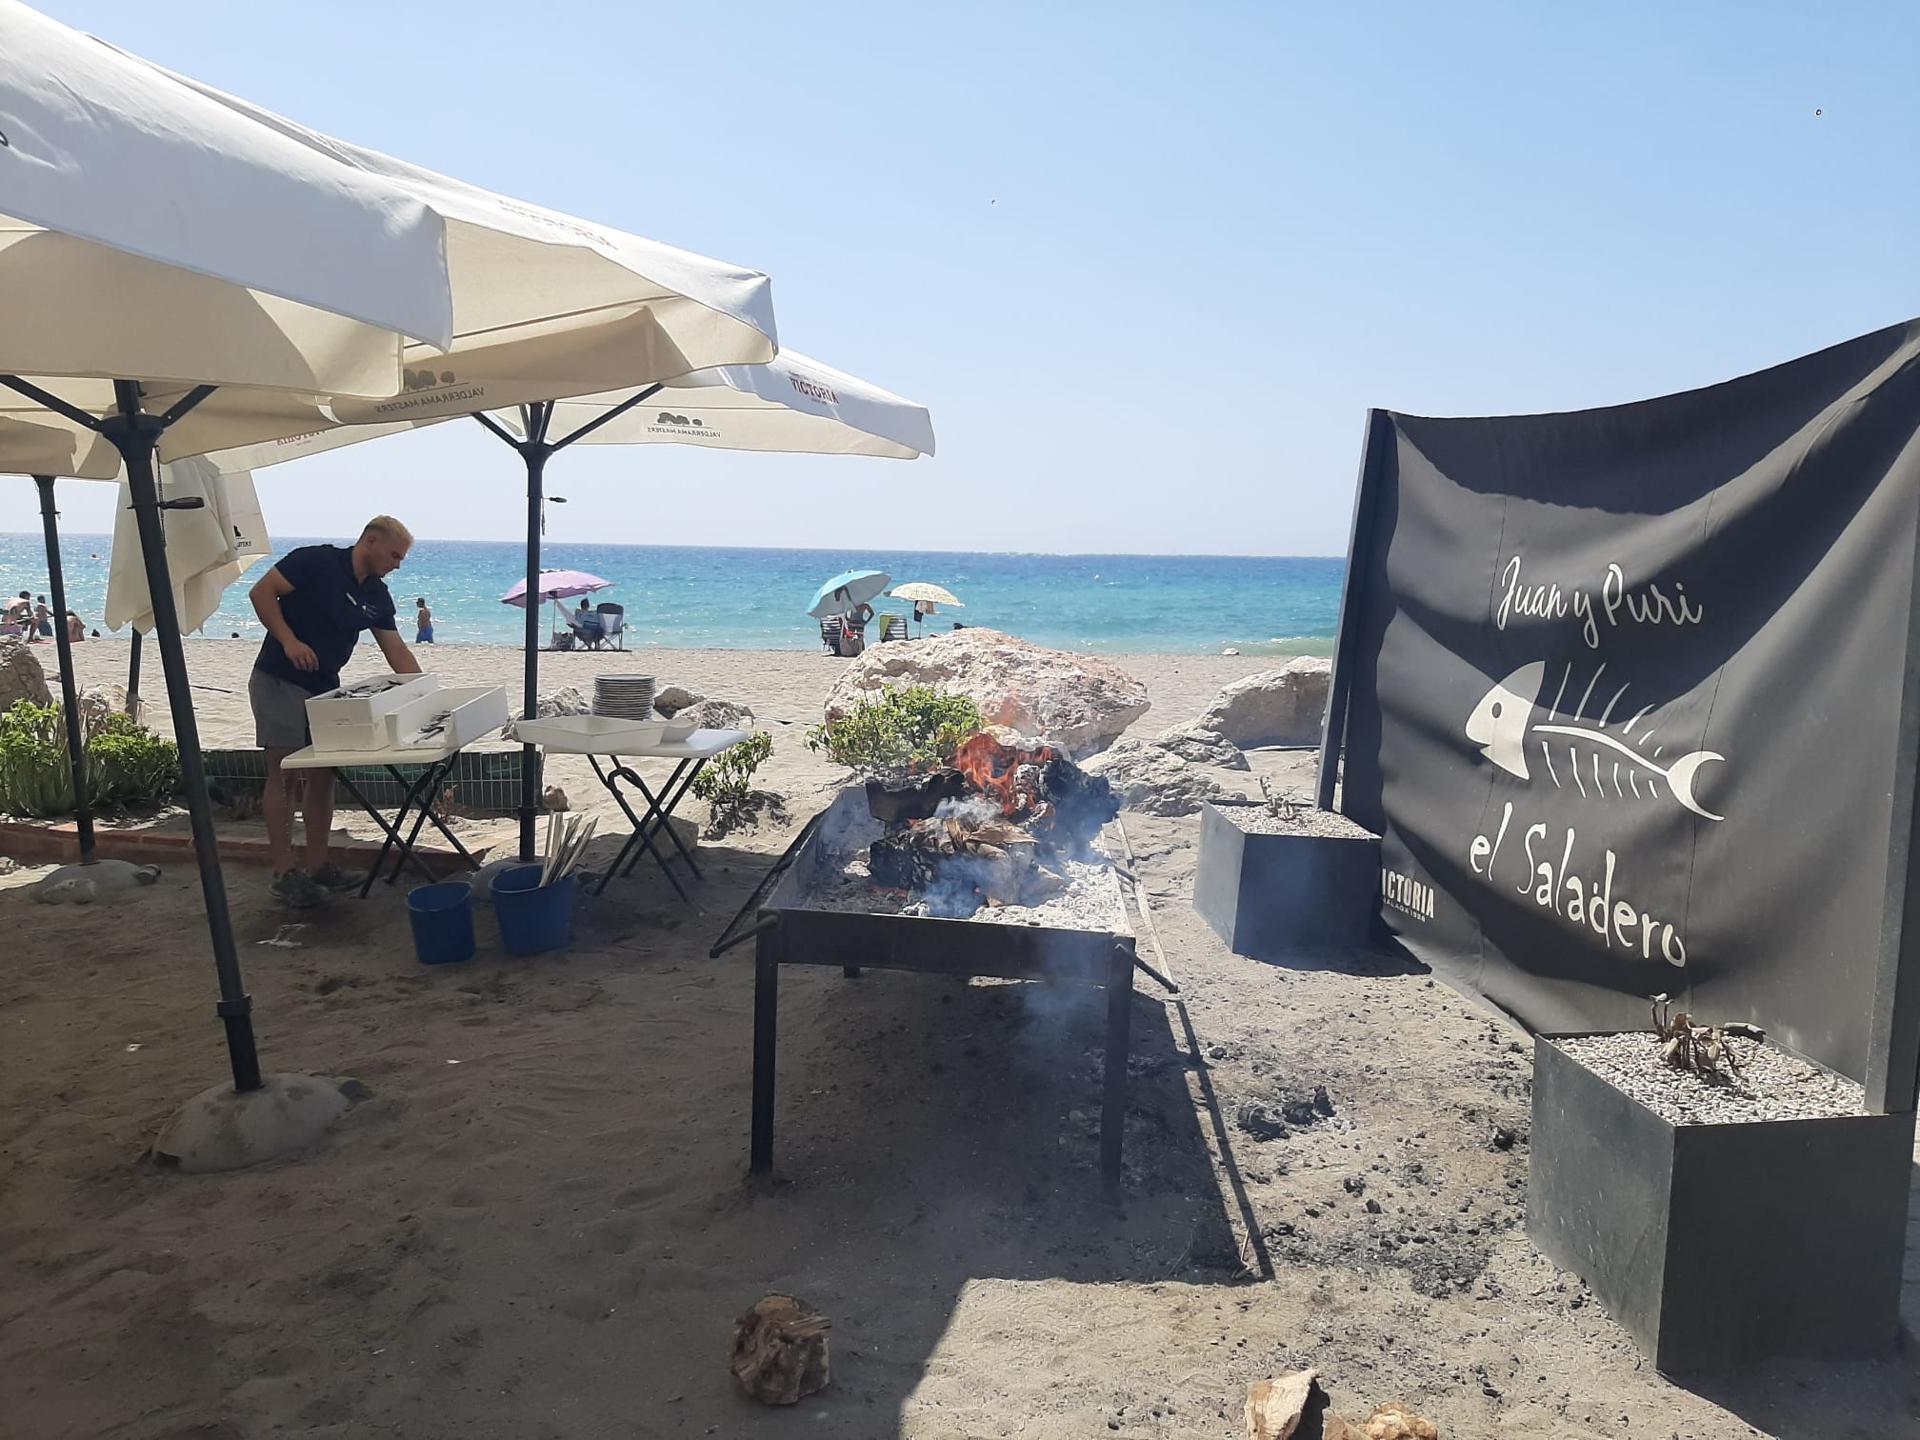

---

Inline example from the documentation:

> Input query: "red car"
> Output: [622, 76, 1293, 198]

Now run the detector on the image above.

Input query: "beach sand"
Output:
[0, 639, 1908, 1437]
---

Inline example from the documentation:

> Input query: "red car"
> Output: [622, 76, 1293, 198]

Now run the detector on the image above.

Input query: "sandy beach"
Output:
[0, 638, 1909, 1437]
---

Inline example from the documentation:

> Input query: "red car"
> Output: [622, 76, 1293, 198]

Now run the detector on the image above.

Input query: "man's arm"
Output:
[373, 628, 423, 674]
[249, 567, 320, 672]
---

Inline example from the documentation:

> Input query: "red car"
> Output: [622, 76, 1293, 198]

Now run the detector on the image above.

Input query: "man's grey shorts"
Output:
[249, 668, 315, 750]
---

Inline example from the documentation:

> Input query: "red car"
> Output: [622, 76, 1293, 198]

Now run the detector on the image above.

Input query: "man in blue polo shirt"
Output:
[249, 516, 424, 908]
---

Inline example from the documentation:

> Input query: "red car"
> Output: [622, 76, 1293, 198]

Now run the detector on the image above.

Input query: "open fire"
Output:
[864, 729, 1119, 914]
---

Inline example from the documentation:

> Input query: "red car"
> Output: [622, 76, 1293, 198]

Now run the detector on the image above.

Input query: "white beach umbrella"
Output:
[201, 347, 930, 858]
[0, 3, 465, 1101]
[527, 351, 935, 459]
[0, 0, 455, 480]
[128, 52, 778, 441]
[104, 458, 270, 636]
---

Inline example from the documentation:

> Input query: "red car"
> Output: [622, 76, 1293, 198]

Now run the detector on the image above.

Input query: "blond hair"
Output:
[362, 515, 414, 546]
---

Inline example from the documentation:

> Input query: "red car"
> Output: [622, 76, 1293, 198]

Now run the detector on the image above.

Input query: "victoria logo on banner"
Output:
[1327, 317, 1920, 1084]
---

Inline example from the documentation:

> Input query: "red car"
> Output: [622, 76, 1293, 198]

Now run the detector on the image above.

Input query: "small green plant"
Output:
[803, 686, 983, 776]
[691, 730, 775, 834]
[89, 713, 182, 806]
[0, 701, 181, 818]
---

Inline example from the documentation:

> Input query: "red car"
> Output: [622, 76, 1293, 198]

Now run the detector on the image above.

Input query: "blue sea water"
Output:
[0, 534, 1344, 657]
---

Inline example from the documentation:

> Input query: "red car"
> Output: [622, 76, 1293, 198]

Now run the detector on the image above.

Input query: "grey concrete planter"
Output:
[1527, 1035, 1916, 1373]
[1192, 799, 1381, 959]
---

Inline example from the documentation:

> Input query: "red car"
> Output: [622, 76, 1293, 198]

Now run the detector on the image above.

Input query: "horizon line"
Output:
[0, 531, 1347, 563]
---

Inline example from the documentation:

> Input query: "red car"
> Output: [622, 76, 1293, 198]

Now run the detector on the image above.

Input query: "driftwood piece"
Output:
[1245, 1369, 1318, 1440]
[1324, 1403, 1440, 1439]
[729, 1293, 831, 1405]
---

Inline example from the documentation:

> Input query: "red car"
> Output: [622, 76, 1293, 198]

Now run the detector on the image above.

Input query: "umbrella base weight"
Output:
[151, 1073, 359, 1173]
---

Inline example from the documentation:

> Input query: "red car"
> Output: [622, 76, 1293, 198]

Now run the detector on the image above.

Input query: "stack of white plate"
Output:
[592, 675, 656, 720]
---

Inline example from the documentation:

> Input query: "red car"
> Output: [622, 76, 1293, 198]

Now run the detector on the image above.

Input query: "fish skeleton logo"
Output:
[1466, 661, 1726, 822]
[656, 412, 704, 427]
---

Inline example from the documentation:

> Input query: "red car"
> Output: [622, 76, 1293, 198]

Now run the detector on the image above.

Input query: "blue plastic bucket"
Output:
[406, 880, 475, 965]
[491, 864, 575, 956]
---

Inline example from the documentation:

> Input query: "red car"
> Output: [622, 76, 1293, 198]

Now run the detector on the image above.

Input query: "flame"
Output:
[952, 730, 1059, 821]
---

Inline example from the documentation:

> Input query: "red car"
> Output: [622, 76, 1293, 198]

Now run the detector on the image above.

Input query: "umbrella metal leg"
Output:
[103, 382, 261, 1094]
[34, 475, 93, 860]
[518, 429, 550, 863]
[126, 628, 142, 716]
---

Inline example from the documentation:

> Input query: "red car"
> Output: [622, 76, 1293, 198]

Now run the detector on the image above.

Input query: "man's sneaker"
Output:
[308, 862, 367, 893]
[269, 868, 328, 910]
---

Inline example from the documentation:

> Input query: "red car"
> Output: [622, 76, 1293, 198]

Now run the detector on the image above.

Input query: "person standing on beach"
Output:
[415, 597, 434, 645]
[249, 516, 422, 909]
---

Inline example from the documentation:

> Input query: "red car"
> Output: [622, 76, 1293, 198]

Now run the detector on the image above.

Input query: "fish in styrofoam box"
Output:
[305, 674, 443, 751]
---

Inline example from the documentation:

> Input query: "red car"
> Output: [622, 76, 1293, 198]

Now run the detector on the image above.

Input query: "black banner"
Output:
[1336, 319, 1920, 1083]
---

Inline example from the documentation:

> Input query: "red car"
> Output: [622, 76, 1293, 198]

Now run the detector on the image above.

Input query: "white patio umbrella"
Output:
[202, 348, 930, 857]
[1, 1, 459, 1097]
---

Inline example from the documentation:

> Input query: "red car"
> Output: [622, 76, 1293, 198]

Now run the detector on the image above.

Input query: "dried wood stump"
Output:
[729, 1293, 831, 1405]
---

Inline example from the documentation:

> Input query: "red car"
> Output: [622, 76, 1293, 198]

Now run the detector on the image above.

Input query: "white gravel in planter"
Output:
[1554, 1031, 1866, 1125]
[1218, 801, 1375, 840]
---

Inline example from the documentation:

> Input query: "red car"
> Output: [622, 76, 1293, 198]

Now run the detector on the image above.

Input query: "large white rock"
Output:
[0, 640, 51, 715]
[1155, 722, 1250, 771]
[683, 697, 754, 731]
[823, 628, 1149, 757]
[1196, 658, 1332, 748]
[1083, 737, 1238, 817]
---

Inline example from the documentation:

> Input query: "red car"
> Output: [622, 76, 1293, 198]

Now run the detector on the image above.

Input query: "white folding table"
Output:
[281, 734, 483, 898]
[518, 720, 752, 902]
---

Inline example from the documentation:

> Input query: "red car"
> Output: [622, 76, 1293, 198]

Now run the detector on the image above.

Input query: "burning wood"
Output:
[864, 729, 1118, 915]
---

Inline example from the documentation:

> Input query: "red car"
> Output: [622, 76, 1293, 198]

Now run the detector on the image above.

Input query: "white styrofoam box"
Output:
[395, 685, 509, 751]
[306, 674, 442, 752]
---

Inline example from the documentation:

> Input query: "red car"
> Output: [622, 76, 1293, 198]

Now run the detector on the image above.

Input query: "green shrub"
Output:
[89, 714, 182, 805]
[0, 701, 180, 818]
[803, 686, 983, 776]
[690, 730, 775, 835]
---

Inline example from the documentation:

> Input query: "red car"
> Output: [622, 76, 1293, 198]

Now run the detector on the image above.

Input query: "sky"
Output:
[22, 1, 1920, 556]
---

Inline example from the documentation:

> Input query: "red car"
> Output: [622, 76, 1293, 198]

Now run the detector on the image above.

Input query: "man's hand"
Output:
[284, 639, 320, 672]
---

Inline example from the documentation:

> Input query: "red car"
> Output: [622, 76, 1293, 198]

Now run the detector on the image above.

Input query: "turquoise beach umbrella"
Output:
[808, 569, 890, 619]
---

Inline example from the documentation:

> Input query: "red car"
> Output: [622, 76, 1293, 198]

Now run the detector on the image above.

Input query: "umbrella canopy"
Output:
[131, 52, 777, 451]
[501, 570, 613, 607]
[0, 0, 455, 479]
[105, 458, 270, 634]
[808, 569, 891, 619]
[890, 582, 963, 609]
[522, 351, 934, 459]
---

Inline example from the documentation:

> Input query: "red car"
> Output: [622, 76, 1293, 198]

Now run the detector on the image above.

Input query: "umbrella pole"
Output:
[103, 382, 262, 1094]
[518, 411, 554, 863]
[34, 475, 94, 861]
[127, 629, 142, 714]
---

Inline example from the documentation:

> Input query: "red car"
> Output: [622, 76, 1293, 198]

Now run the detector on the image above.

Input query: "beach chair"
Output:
[820, 616, 846, 654]
[588, 603, 625, 650]
[878, 613, 910, 643]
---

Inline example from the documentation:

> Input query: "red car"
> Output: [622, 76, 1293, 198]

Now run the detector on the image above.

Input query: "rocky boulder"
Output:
[653, 685, 703, 718]
[0, 640, 51, 715]
[824, 628, 1148, 757]
[512, 685, 591, 722]
[683, 697, 754, 731]
[1083, 737, 1239, 817]
[79, 682, 141, 728]
[1155, 722, 1249, 770]
[1196, 658, 1331, 748]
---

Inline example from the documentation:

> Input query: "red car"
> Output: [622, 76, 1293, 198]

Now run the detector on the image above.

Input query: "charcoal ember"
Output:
[870, 834, 938, 890]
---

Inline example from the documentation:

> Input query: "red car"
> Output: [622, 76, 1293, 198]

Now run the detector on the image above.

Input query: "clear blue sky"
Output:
[29, 1, 1920, 555]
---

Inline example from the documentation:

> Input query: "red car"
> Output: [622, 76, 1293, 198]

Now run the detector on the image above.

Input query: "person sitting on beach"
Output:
[249, 516, 423, 910]
[415, 597, 434, 645]
[65, 611, 84, 643]
[4, 591, 31, 634]
[31, 596, 53, 641]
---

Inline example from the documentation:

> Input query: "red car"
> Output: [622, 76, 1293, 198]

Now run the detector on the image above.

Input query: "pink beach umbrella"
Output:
[499, 569, 612, 606]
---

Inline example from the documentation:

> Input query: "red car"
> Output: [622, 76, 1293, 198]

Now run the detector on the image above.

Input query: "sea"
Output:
[0, 535, 1345, 657]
